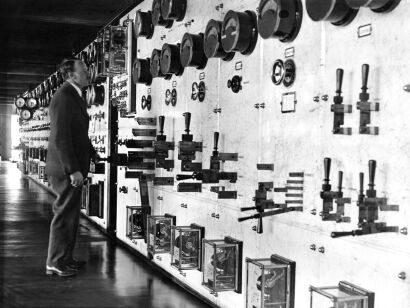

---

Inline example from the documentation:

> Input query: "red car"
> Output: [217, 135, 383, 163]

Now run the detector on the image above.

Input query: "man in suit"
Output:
[45, 58, 96, 276]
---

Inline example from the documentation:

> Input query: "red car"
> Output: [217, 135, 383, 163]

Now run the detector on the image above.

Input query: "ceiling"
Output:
[0, 0, 141, 105]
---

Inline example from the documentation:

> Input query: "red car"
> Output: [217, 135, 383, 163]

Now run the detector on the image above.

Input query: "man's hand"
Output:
[70, 171, 84, 187]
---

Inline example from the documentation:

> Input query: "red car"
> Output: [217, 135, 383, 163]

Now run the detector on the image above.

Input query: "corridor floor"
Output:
[0, 162, 211, 308]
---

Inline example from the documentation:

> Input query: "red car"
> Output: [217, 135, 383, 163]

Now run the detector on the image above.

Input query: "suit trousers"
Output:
[46, 175, 82, 267]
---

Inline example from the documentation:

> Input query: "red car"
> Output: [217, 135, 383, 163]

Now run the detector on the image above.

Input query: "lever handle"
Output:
[240, 206, 257, 212]
[176, 174, 195, 181]
[324, 157, 331, 183]
[338, 171, 343, 193]
[362, 64, 369, 91]
[159, 116, 165, 135]
[256, 217, 263, 234]
[359, 172, 364, 195]
[336, 68, 344, 95]
[183, 112, 191, 134]
[238, 214, 258, 222]
[213, 132, 219, 151]
[331, 231, 355, 238]
[368, 160, 376, 189]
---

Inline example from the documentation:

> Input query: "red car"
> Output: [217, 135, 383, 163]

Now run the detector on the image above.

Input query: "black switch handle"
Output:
[240, 206, 257, 212]
[176, 174, 195, 181]
[362, 64, 369, 91]
[331, 231, 355, 238]
[183, 112, 191, 134]
[238, 214, 258, 222]
[324, 157, 331, 184]
[368, 160, 376, 190]
[256, 217, 263, 234]
[359, 171, 364, 195]
[338, 171, 343, 193]
[213, 132, 219, 151]
[159, 116, 165, 135]
[336, 68, 344, 96]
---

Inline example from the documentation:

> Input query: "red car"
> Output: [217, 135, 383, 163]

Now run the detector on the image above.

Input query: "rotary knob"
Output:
[152, 0, 174, 28]
[204, 19, 235, 61]
[150, 49, 172, 79]
[132, 58, 153, 85]
[257, 0, 303, 42]
[180, 32, 208, 69]
[221, 10, 258, 55]
[135, 10, 154, 39]
[306, 0, 358, 26]
[160, 0, 187, 21]
[160, 43, 184, 76]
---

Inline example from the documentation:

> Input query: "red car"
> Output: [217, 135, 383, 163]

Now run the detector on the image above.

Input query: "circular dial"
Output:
[283, 59, 296, 87]
[257, 0, 303, 42]
[160, 0, 187, 21]
[203, 19, 235, 61]
[26, 98, 38, 109]
[150, 49, 171, 79]
[221, 10, 258, 55]
[152, 0, 174, 28]
[135, 10, 154, 39]
[180, 32, 207, 69]
[271, 59, 284, 85]
[15, 97, 26, 108]
[20, 109, 32, 121]
[306, 0, 358, 26]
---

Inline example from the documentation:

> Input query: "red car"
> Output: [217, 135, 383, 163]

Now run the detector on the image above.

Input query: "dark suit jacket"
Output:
[46, 82, 95, 177]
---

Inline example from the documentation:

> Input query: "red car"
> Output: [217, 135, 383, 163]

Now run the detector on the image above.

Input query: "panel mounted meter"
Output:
[257, 0, 303, 42]
[152, 0, 174, 28]
[221, 10, 258, 56]
[161, 0, 187, 21]
[180, 32, 208, 69]
[132, 58, 153, 85]
[150, 49, 172, 79]
[204, 19, 235, 61]
[160, 43, 184, 76]
[306, 0, 358, 26]
[202, 237, 243, 294]
[309, 281, 374, 308]
[134, 10, 154, 39]
[246, 254, 296, 308]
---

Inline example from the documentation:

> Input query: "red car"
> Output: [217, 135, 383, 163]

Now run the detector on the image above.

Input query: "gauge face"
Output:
[222, 17, 239, 52]
[150, 50, 162, 77]
[15, 97, 26, 108]
[180, 34, 193, 67]
[161, 47, 172, 73]
[26, 98, 38, 109]
[21, 109, 32, 120]
[204, 20, 222, 58]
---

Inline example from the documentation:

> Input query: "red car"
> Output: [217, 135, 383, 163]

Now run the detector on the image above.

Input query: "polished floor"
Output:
[0, 162, 210, 308]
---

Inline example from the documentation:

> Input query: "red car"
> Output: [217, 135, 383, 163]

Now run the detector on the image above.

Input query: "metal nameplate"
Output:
[199, 72, 205, 80]
[257, 164, 274, 170]
[285, 47, 295, 58]
[281, 92, 297, 113]
[235, 61, 242, 70]
[132, 129, 157, 137]
[218, 191, 237, 199]
[136, 117, 157, 126]
[289, 172, 304, 177]
[357, 24, 372, 38]
[177, 182, 202, 192]
[219, 153, 238, 161]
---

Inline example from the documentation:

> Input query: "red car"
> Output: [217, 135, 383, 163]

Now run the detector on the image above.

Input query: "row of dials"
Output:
[133, 0, 400, 84]
[136, 0, 401, 43]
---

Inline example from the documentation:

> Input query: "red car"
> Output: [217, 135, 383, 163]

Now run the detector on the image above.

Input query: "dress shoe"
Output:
[46, 265, 77, 277]
[66, 258, 87, 269]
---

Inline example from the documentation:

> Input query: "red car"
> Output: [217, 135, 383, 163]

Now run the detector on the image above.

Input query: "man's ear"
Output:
[67, 71, 75, 80]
